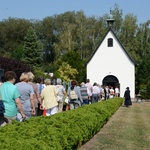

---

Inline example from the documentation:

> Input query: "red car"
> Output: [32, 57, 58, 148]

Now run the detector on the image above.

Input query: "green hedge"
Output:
[0, 98, 123, 150]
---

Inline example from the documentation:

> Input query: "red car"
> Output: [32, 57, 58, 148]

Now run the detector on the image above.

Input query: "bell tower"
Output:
[106, 9, 115, 28]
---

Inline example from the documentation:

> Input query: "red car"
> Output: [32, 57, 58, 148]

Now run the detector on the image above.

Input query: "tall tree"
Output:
[110, 4, 123, 36]
[35, 17, 56, 63]
[53, 11, 77, 59]
[119, 13, 139, 62]
[22, 27, 42, 68]
[136, 21, 150, 83]
[0, 18, 31, 58]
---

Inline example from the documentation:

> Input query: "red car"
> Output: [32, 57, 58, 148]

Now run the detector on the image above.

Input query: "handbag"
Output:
[0, 100, 5, 114]
[56, 95, 62, 102]
[43, 108, 46, 116]
[0, 84, 5, 114]
[64, 97, 69, 104]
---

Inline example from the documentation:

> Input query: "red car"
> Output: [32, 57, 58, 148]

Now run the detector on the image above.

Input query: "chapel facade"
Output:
[86, 12, 136, 98]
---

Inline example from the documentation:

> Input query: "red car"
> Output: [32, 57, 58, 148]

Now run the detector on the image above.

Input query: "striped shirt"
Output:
[80, 86, 88, 100]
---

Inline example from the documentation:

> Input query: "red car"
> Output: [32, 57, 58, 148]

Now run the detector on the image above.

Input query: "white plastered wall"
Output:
[87, 31, 135, 98]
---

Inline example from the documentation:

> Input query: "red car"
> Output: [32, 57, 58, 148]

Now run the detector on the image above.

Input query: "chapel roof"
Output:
[86, 25, 137, 66]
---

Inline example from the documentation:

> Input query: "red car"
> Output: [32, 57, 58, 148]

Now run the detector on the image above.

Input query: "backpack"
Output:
[70, 89, 77, 100]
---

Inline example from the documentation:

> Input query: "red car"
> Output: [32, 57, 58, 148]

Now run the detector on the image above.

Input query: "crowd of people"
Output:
[0, 71, 121, 127]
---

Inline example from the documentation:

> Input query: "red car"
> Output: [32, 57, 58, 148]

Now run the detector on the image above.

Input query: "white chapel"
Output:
[86, 12, 136, 98]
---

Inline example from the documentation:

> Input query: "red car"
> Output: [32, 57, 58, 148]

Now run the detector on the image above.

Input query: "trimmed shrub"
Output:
[0, 98, 123, 150]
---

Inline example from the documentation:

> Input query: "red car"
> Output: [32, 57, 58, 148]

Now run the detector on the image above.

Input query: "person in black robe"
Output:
[124, 87, 132, 107]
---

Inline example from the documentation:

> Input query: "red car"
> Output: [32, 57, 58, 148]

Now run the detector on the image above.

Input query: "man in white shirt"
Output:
[115, 87, 119, 97]
[92, 82, 100, 103]
[85, 79, 93, 104]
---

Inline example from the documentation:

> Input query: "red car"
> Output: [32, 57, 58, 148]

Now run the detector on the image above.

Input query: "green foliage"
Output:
[33, 69, 48, 82]
[0, 18, 31, 58]
[0, 7, 150, 96]
[140, 80, 150, 99]
[119, 13, 139, 62]
[109, 4, 123, 35]
[11, 45, 24, 60]
[51, 51, 86, 82]
[63, 51, 86, 82]
[58, 62, 78, 82]
[23, 27, 42, 68]
[146, 81, 150, 98]
[42, 63, 54, 73]
[0, 98, 123, 150]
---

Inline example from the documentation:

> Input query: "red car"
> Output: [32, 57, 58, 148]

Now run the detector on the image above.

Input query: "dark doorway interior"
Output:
[102, 75, 119, 89]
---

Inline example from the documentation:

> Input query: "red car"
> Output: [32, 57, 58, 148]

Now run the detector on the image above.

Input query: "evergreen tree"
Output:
[23, 27, 42, 68]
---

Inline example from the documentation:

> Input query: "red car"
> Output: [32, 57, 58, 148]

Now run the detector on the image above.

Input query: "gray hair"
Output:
[20, 72, 29, 82]
[81, 82, 85, 86]
[27, 72, 35, 82]
[44, 79, 51, 85]
[57, 78, 62, 85]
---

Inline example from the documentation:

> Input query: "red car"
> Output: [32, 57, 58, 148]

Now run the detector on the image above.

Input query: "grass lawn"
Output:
[79, 102, 150, 150]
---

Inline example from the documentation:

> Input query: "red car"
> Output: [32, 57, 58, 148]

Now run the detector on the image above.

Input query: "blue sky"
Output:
[0, 0, 149, 24]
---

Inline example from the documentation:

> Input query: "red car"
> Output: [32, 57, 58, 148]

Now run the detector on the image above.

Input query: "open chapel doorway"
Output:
[102, 75, 120, 89]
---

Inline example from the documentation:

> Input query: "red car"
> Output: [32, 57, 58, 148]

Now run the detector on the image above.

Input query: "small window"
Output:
[108, 38, 113, 47]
